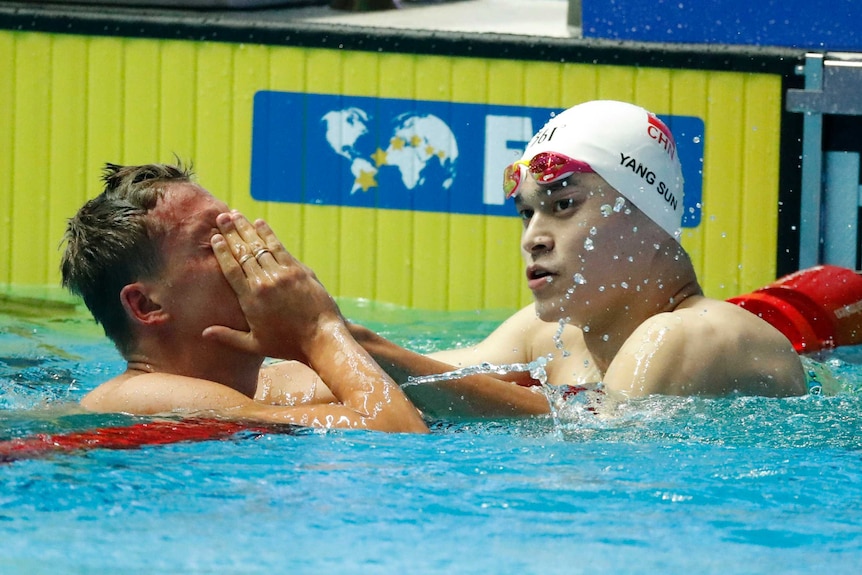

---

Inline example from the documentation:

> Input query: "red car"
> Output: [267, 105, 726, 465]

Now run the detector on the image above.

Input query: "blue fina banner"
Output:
[583, 0, 862, 51]
[250, 91, 703, 227]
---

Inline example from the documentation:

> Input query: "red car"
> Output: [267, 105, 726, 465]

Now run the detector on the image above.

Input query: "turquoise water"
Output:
[1, 297, 861, 574]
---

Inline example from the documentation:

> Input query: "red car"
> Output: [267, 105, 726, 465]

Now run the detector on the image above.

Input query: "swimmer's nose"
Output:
[521, 218, 554, 255]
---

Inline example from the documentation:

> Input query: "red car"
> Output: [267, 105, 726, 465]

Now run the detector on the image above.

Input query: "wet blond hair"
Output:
[60, 162, 194, 355]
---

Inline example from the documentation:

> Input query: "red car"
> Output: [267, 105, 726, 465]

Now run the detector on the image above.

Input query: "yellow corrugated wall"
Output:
[0, 30, 783, 308]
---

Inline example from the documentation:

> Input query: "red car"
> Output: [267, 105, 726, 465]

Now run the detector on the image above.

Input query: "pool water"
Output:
[1, 297, 861, 574]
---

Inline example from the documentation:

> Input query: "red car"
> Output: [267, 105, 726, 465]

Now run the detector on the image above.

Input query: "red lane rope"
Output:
[0, 419, 273, 463]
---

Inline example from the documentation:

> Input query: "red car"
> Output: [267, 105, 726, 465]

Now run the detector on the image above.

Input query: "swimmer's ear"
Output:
[120, 282, 167, 326]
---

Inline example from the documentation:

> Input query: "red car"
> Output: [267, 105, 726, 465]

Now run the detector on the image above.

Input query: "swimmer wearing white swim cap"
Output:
[350, 100, 806, 418]
[504, 100, 684, 241]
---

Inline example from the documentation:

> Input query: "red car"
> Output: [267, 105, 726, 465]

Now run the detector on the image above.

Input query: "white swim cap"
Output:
[515, 100, 685, 240]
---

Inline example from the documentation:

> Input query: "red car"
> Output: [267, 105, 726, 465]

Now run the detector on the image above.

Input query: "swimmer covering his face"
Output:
[350, 100, 806, 418]
[62, 162, 427, 433]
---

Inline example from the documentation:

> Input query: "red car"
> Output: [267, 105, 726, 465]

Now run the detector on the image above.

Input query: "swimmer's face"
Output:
[145, 183, 249, 338]
[515, 172, 658, 325]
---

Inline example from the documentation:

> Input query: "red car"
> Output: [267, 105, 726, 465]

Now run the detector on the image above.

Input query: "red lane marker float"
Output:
[0, 419, 274, 463]
[730, 265, 862, 354]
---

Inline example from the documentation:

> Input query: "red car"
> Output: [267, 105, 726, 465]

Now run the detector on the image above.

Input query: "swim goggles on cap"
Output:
[503, 152, 594, 199]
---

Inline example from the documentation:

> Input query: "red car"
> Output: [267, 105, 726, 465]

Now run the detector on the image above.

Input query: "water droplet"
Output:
[621, 281, 629, 289]
[584, 238, 594, 251]
[602, 334, 610, 341]
[573, 273, 586, 285]
[600, 204, 613, 217]
[614, 197, 626, 212]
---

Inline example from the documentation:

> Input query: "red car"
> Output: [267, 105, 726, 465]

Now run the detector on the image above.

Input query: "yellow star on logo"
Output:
[372, 148, 388, 167]
[390, 137, 406, 150]
[355, 170, 378, 191]
[410, 134, 423, 147]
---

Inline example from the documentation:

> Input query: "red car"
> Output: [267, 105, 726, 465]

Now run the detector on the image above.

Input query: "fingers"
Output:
[251, 218, 295, 267]
[211, 233, 251, 296]
[215, 211, 288, 276]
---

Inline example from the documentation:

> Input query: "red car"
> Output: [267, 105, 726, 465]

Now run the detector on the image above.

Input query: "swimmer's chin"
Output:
[533, 299, 566, 323]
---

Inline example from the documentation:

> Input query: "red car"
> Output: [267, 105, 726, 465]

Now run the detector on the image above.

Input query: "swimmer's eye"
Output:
[518, 208, 534, 222]
[554, 198, 576, 213]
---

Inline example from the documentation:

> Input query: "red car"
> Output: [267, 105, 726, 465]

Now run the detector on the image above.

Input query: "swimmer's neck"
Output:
[123, 347, 263, 399]
[583, 279, 703, 373]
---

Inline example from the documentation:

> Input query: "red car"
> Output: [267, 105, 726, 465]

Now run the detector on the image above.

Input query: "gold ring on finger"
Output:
[254, 248, 272, 259]
[238, 253, 255, 266]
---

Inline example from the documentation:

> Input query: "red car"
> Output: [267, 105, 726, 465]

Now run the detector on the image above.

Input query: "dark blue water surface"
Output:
[1, 299, 860, 574]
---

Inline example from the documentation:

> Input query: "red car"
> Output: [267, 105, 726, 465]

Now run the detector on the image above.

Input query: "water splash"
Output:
[404, 356, 565, 435]
[552, 319, 572, 360]
[404, 357, 550, 389]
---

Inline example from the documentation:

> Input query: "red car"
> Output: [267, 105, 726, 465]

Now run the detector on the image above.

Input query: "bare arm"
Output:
[82, 372, 417, 431]
[256, 361, 337, 406]
[203, 212, 428, 433]
[349, 305, 553, 418]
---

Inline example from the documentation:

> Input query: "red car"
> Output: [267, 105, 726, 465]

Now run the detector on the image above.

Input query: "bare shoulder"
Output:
[80, 372, 253, 415]
[257, 361, 336, 405]
[430, 304, 544, 366]
[606, 297, 806, 397]
[430, 303, 586, 366]
[430, 304, 596, 386]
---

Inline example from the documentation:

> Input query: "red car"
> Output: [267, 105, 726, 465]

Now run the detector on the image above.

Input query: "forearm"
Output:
[305, 321, 428, 433]
[353, 325, 551, 418]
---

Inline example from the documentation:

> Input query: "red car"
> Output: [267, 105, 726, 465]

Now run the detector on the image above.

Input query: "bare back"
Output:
[80, 360, 336, 416]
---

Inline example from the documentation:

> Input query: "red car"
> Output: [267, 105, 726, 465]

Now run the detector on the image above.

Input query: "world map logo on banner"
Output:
[320, 108, 459, 195]
[250, 91, 704, 226]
